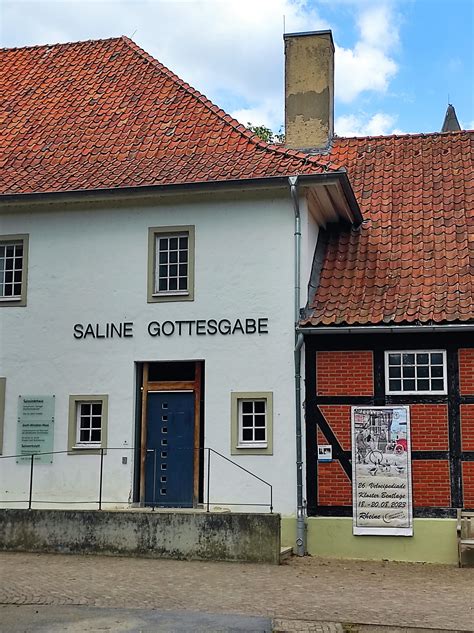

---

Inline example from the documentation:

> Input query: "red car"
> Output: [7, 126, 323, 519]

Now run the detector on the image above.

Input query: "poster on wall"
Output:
[17, 395, 55, 464]
[351, 406, 412, 536]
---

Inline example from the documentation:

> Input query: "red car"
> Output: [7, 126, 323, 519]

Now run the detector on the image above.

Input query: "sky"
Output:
[1, 0, 473, 137]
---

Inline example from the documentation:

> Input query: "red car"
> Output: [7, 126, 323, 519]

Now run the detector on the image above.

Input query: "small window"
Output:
[385, 351, 447, 395]
[231, 392, 273, 455]
[0, 377, 5, 455]
[68, 395, 108, 453]
[239, 399, 267, 446]
[0, 235, 28, 307]
[76, 402, 102, 446]
[148, 226, 195, 302]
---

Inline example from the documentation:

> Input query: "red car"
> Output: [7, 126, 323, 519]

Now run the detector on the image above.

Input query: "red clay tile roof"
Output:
[303, 131, 474, 326]
[0, 37, 338, 196]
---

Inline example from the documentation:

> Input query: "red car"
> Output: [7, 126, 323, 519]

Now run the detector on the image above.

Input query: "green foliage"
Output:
[247, 123, 285, 144]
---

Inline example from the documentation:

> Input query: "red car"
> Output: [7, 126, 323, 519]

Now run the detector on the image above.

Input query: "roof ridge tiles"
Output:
[334, 129, 473, 144]
[0, 35, 124, 52]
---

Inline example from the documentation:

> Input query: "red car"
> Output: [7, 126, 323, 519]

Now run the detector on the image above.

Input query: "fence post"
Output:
[98, 448, 104, 510]
[28, 453, 34, 510]
[206, 448, 211, 512]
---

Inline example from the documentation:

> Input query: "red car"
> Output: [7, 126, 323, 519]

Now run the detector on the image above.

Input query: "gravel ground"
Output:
[0, 552, 472, 631]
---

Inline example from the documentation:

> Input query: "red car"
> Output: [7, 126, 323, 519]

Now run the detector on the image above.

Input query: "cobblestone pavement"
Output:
[0, 553, 473, 631]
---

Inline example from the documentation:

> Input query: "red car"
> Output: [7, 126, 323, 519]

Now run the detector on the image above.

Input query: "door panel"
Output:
[145, 391, 194, 508]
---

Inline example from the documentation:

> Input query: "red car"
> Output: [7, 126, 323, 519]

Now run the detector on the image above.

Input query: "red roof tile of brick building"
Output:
[303, 131, 474, 326]
[0, 37, 337, 195]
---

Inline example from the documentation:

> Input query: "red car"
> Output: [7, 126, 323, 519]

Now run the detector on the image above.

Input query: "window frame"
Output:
[0, 234, 29, 307]
[0, 377, 5, 455]
[68, 394, 108, 454]
[147, 226, 195, 303]
[231, 391, 273, 455]
[384, 350, 448, 395]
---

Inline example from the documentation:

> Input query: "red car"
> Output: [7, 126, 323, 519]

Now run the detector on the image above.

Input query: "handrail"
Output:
[0, 446, 273, 513]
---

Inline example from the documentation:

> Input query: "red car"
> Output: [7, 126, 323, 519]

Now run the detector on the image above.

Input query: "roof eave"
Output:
[298, 171, 363, 227]
[297, 323, 474, 335]
[0, 171, 358, 210]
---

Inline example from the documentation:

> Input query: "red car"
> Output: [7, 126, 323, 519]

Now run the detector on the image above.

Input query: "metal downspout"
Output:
[289, 175, 306, 556]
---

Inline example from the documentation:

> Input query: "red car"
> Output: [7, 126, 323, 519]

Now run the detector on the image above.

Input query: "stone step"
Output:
[280, 546, 293, 563]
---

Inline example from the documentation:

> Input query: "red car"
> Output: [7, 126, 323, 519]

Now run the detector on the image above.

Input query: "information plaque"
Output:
[17, 395, 55, 464]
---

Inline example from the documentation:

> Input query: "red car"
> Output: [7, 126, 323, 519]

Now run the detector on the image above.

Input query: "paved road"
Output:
[0, 553, 473, 631]
[0, 605, 272, 632]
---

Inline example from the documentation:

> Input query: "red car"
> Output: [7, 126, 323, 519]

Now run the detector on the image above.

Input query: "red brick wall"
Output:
[412, 461, 451, 507]
[410, 404, 449, 450]
[317, 462, 352, 505]
[459, 349, 474, 395]
[318, 405, 351, 450]
[316, 429, 352, 506]
[462, 462, 474, 509]
[316, 351, 374, 396]
[461, 404, 474, 451]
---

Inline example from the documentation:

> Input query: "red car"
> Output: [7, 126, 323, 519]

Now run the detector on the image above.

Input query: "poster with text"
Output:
[352, 406, 412, 536]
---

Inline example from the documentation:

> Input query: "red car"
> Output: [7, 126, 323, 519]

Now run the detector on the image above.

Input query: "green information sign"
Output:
[17, 395, 55, 464]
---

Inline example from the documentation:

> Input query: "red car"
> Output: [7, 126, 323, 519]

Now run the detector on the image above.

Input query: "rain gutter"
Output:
[298, 324, 474, 335]
[289, 175, 306, 557]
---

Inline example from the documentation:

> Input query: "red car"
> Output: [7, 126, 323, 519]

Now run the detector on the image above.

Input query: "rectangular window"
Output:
[239, 399, 267, 446]
[76, 401, 102, 445]
[0, 377, 5, 455]
[231, 392, 273, 455]
[148, 226, 195, 302]
[0, 235, 28, 307]
[156, 233, 189, 293]
[385, 351, 447, 395]
[68, 395, 108, 453]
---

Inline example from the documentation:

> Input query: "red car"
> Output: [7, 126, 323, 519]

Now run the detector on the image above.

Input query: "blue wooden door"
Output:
[145, 391, 195, 508]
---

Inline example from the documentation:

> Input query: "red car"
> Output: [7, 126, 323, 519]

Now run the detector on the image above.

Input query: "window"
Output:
[68, 395, 108, 453]
[231, 392, 273, 455]
[385, 351, 447, 395]
[148, 226, 195, 302]
[0, 377, 5, 455]
[0, 234, 28, 307]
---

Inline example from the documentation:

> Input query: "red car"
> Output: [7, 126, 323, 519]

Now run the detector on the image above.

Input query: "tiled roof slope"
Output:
[304, 131, 474, 326]
[0, 37, 338, 195]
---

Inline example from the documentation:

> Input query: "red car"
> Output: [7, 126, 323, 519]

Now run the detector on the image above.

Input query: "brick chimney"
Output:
[284, 30, 334, 151]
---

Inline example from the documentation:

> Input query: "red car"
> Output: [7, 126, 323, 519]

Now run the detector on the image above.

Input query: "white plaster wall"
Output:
[0, 189, 310, 515]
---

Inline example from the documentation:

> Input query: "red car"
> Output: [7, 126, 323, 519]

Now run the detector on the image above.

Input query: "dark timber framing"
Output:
[304, 332, 474, 518]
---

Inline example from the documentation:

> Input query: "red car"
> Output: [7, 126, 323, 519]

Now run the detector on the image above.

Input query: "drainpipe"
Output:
[289, 175, 306, 556]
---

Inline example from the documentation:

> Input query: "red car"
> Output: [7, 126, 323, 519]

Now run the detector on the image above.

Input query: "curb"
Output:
[271, 619, 469, 633]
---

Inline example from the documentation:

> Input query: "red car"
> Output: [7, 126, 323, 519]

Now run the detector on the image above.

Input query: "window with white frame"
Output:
[76, 401, 103, 445]
[385, 351, 447, 394]
[230, 391, 273, 455]
[147, 226, 195, 302]
[68, 395, 108, 453]
[0, 235, 28, 306]
[239, 399, 267, 446]
[156, 233, 189, 294]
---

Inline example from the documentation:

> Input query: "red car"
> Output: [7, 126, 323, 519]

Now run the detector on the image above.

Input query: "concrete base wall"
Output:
[0, 510, 281, 564]
[281, 516, 458, 564]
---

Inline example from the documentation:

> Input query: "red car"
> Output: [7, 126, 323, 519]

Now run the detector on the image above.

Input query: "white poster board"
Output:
[352, 406, 412, 536]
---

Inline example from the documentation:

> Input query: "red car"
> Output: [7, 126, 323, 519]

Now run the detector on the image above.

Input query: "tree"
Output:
[247, 123, 285, 144]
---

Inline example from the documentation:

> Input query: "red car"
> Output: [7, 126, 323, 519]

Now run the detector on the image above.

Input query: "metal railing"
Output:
[0, 446, 273, 513]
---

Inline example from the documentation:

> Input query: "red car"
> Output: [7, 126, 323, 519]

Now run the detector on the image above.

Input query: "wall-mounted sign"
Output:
[318, 445, 332, 462]
[73, 317, 269, 339]
[351, 406, 412, 536]
[17, 395, 55, 464]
